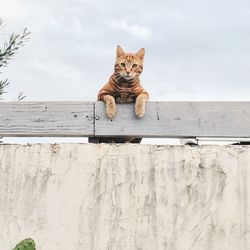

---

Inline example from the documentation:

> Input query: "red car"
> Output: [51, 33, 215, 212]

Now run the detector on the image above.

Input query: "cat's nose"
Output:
[125, 68, 130, 74]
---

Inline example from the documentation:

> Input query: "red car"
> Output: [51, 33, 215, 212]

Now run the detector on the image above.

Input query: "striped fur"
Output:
[98, 45, 149, 119]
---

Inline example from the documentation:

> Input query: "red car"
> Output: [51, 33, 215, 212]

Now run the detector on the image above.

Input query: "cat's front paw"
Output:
[106, 102, 116, 119]
[135, 102, 145, 118]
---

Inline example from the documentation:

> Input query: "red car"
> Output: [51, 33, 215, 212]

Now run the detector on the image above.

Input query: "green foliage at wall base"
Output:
[12, 238, 35, 250]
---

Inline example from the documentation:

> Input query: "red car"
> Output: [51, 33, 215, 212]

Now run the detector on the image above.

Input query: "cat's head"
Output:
[114, 45, 145, 81]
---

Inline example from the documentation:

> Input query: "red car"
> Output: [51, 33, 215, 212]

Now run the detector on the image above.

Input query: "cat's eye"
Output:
[132, 64, 137, 68]
[120, 63, 126, 67]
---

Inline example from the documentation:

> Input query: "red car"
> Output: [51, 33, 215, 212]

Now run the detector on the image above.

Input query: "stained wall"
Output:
[0, 144, 249, 250]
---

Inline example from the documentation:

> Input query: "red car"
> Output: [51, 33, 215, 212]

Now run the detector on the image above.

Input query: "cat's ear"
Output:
[136, 48, 145, 60]
[116, 45, 125, 59]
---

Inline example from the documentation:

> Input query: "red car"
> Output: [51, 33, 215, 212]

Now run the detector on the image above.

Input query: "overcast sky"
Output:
[1, 0, 250, 144]
[1, 0, 250, 102]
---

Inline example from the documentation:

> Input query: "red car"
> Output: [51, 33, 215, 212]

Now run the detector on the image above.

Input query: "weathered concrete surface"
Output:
[0, 144, 250, 250]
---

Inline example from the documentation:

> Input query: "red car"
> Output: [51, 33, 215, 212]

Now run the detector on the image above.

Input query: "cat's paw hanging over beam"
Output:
[103, 95, 116, 119]
[135, 101, 145, 118]
[135, 92, 149, 118]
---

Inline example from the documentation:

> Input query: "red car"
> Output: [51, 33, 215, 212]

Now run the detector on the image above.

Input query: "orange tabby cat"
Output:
[98, 45, 149, 118]
[89, 45, 149, 143]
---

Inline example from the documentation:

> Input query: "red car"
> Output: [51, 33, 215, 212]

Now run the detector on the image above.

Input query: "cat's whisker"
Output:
[114, 74, 123, 82]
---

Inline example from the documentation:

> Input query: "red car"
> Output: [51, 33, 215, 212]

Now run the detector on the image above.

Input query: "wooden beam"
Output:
[95, 101, 250, 138]
[0, 102, 94, 137]
[0, 101, 250, 138]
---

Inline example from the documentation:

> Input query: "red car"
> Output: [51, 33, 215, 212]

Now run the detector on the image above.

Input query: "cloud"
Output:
[0, 2, 23, 21]
[1, 0, 250, 103]
[112, 19, 152, 39]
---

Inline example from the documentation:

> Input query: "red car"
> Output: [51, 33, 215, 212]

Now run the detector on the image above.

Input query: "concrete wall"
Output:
[0, 144, 250, 250]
